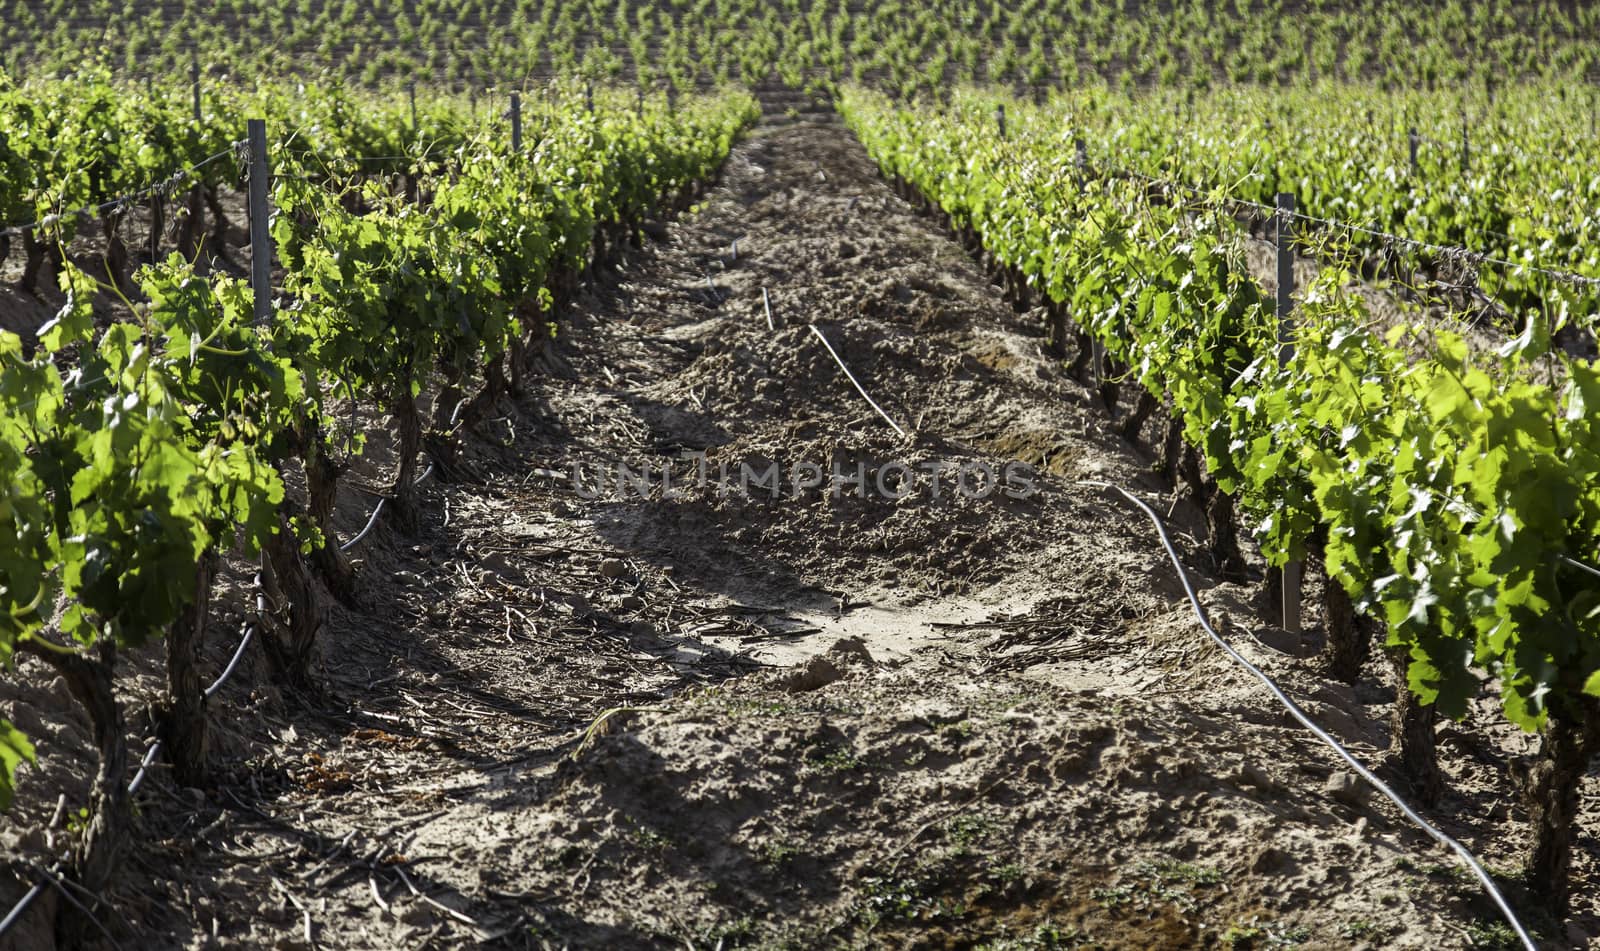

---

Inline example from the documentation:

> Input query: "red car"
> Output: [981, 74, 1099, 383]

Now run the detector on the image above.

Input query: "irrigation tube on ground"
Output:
[339, 460, 437, 553]
[204, 587, 266, 701]
[340, 395, 466, 553]
[808, 323, 908, 438]
[0, 882, 45, 938]
[340, 495, 390, 553]
[5, 387, 470, 933]
[1081, 479, 1537, 951]
[130, 581, 265, 795]
[0, 580, 268, 939]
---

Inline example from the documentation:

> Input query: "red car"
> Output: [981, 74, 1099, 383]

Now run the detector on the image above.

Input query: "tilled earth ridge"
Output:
[0, 113, 1594, 950]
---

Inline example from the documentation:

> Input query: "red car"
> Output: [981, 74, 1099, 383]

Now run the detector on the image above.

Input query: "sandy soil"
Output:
[0, 111, 1595, 950]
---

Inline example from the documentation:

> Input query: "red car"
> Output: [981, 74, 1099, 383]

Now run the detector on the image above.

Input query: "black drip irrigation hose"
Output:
[1081, 478, 1536, 951]
[7, 317, 531, 937]
[339, 395, 468, 553]
[810, 170, 1548, 948]
[0, 575, 267, 941]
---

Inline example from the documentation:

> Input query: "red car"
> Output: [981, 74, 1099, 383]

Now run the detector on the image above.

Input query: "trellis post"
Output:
[246, 119, 273, 325]
[1276, 191, 1302, 634]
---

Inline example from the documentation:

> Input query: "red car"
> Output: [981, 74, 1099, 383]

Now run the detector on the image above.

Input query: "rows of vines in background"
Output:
[840, 86, 1600, 922]
[1, 0, 1599, 93]
[0, 83, 757, 901]
[0, 68, 485, 264]
[1042, 79, 1600, 337]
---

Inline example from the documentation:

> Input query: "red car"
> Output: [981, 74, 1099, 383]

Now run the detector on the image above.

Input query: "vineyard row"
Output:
[0, 85, 758, 909]
[840, 85, 1600, 919]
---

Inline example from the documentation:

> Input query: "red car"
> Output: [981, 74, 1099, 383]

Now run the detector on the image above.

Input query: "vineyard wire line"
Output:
[0, 146, 241, 237]
[1065, 152, 1600, 290]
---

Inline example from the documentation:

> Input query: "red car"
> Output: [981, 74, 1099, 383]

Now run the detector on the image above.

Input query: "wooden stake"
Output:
[1275, 191, 1302, 634]
[246, 119, 273, 325]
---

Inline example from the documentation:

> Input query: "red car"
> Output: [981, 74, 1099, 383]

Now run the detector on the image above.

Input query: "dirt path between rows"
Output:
[4, 113, 1597, 950]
